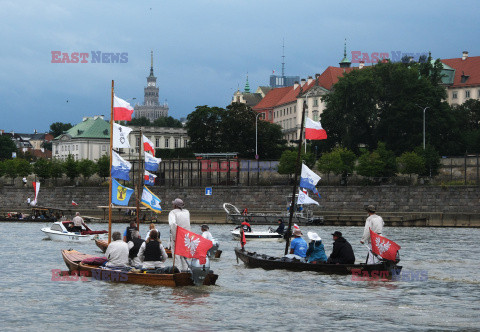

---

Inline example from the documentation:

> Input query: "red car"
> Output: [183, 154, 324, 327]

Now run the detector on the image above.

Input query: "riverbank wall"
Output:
[1, 186, 479, 226]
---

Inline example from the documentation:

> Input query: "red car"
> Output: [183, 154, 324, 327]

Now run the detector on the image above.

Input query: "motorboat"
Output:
[42, 221, 108, 242]
[231, 229, 284, 241]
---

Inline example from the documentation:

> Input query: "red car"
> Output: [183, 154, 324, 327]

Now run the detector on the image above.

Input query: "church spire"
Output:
[339, 38, 351, 68]
[149, 50, 154, 77]
[244, 74, 250, 93]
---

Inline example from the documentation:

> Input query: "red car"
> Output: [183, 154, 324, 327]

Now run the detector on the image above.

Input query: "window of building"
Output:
[184, 139, 188, 147]
[76, 145, 78, 151]
[314, 99, 318, 106]
[135, 147, 139, 153]
[102, 145, 106, 151]
[452, 91, 457, 99]
[174, 139, 179, 148]
[478, 90, 480, 98]
[165, 139, 169, 148]
[313, 112, 319, 121]
[466, 90, 470, 98]
[155, 138, 159, 148]
[136, 137, 140, 147]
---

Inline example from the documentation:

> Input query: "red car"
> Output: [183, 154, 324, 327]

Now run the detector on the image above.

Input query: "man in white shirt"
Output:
[72, 212, 86, 232]
[106, 232, 129, 267]
[169, 198, 191, 272]
[201, 224, 219, 258]
[361, 205, 384, 264]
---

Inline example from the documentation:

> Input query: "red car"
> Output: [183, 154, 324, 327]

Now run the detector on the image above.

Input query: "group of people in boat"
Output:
[103, 198, 219, 271]
[285, 204, 384, 265]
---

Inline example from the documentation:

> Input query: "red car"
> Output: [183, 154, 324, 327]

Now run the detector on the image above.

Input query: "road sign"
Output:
[205, 187, 212, 196]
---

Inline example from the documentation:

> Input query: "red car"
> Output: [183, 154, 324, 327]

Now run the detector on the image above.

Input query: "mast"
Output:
[284, 89, 306, 255]
[108, 80, 114, 243]
[136, 129, 142, 230]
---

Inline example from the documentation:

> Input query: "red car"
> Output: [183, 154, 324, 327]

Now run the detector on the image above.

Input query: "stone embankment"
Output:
[1, 186, 479, 227]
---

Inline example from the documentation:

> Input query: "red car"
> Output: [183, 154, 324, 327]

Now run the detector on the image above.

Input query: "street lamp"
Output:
[254, 112, 262, 159]
[416, 105, 429, 149]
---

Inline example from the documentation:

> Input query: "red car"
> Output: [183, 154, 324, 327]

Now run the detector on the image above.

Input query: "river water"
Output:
[0, 222, 478, 331]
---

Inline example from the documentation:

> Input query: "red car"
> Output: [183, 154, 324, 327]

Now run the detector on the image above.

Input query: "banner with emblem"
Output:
[145, 152, 161, 172]
[297, 189, 319, 206]
[174, 226, 213, 264]
[140, 186, 162, 213]
[112, 123, 132, 149]
[370, 229, 401, 261]
[111, 179, 134, 206]
[111, 150, 132, 181]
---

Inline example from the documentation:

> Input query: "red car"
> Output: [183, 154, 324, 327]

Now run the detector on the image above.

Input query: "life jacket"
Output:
[144, 241, 161, 261]
[129, 238, 144, 259]
[125, 226, 136, 243]
[241, 221, 251, 232]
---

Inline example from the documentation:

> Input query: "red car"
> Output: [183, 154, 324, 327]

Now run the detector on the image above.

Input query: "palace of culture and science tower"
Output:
[134, 51, 169, 121]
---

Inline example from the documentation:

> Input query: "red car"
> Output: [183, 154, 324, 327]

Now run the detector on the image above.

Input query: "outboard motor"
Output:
[189, 257, 210, 286]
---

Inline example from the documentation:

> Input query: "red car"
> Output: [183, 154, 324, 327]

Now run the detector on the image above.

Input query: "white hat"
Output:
[307, 231, 321, 241]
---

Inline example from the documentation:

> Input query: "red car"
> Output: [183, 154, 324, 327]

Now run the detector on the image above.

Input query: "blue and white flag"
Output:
[145, 152, 161, 172]
[299, 164, 321, 196]
[144, 170, 157, 186]
[112, 179, 134, 206]
[111, 150, 132, 181]
[297, 189, 319, 206]
[141, 186, 162, 213]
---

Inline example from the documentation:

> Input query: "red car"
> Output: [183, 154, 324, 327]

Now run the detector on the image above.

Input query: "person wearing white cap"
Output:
[361, 204, 384, 264]
[169, 198, 191, 272]
[306, 232, 327, 263]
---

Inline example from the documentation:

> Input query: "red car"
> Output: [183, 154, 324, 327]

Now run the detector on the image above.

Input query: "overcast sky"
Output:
[1, 0, 479, 133]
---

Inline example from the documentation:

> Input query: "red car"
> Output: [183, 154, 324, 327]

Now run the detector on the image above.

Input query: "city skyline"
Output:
[1, 0, 479, 132]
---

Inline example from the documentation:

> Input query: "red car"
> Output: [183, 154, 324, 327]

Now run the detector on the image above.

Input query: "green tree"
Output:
[414, 145, 441, 177]
[50, 159, 64, 183]
[374, 142, 397, 177]
[49, 122, 73, 138]
[397, 151, 425, 177]
[64, 155, 79, 182]
[277, 149, 315, 175]
[16, 158, 32, 177]
[0, 135, 17, 160]
[152, 116, 183, 128]
[356, 151, 385, 177]
[452, 99, 480, 153]
[34, 158, 52, 180]
[3, 159, 17, 183]
[186, 105, 224, 153]
[0, 160, 5, 177]
[78, 159, 97, 181]
[96, 155, 110, 179]
[129, 117, 151, 126]
[317, 147, 356, 178]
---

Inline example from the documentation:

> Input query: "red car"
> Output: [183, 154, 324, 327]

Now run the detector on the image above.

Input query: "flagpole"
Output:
[284, 88, 306, 255]
[108, 80, 114, 243]
[136, 129, 142, 230]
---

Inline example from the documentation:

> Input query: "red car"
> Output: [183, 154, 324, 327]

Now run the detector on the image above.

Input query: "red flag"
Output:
[305, 118, 327, 140]
[113, 95, 134, 121]
[241, 229, 246, 249]
[370, 229, 401, 261]
[142, 134, 155, 155]
[175, 226, 213, 264]
[71, 200, 78, 206]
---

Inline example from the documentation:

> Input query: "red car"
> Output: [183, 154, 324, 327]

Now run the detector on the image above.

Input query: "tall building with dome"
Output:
[134, 51, 169, 121]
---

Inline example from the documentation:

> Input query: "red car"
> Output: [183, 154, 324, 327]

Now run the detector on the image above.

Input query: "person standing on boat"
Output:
[169, 198, 191, 272]
[327, 231, 355, 264]
[201, 224, 219, 257]
[235, 220, 252, 232]
[306, 232, 327, 263]
[128, 230, 144, 267]
[71, 212, 86, 233]
[361, 205, 384, 264]
[123, 221, 137, 243]
[288, 229, 308, 259]
[105, 232, 129, 267]
[145, 223, 160, 241]
[138, 229, 168, 269]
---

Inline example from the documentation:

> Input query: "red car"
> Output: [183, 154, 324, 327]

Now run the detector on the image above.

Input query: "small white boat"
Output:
[231, 229, 283, 241]
[41, 221, 108, 242]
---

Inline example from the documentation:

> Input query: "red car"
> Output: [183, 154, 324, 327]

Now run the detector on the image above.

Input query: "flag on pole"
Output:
[145, 152, 161, 172]
[305, 118, 327, 140]
[143, 134, 155, 155]
[174, 226, 213, 264]
[111, 179, 134, 206]
[299, 164, 321, 197]
[71, 200, 78, 206]
[112, 123, 132, 149]
[113, 95, 134, 121]
[31, 181, 40, 206]
[144, 170, 157, 186]
[370, 229, 401, 262]
[111, 150, 132, 181]
[297, 189, 319, 206]
[141, 186, 162, 213]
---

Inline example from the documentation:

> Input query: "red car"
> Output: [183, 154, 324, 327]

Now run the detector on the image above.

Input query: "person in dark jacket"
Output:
[274, 219, 285, 235]
[327, 231, 355, 264]
[127, 230, 144, 267]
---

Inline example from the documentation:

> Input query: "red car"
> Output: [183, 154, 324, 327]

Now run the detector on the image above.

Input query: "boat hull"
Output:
[42, 229, 104, 242]
[234, 248, 402, 278]
[62, 250, 218, 287]
[231, 230, 283, 241]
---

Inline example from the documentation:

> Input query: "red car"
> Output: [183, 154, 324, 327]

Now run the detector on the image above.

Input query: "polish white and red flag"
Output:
[175, 226, 213, 264]
[370, 229, 401, 262]
[305, 118, 327, 140]
[71, 200, 78, 206]
[113, 95, 134, 121]
[142, 135, 155, 155]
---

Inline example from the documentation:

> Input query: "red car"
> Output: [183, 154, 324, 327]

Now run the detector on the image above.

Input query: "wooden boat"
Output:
[62, 249, 218, 287]
[234, 248, 402, 278]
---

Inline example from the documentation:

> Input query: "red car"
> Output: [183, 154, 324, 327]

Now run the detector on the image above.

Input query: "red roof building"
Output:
[441, 52, 480, 106]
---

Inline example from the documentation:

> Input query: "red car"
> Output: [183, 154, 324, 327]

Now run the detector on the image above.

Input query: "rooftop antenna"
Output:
[281, 38, 285, 77]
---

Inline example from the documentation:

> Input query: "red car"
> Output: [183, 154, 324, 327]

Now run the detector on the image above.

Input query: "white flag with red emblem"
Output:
[370, 229, 401, 261]
[174, 226, 213, 264]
